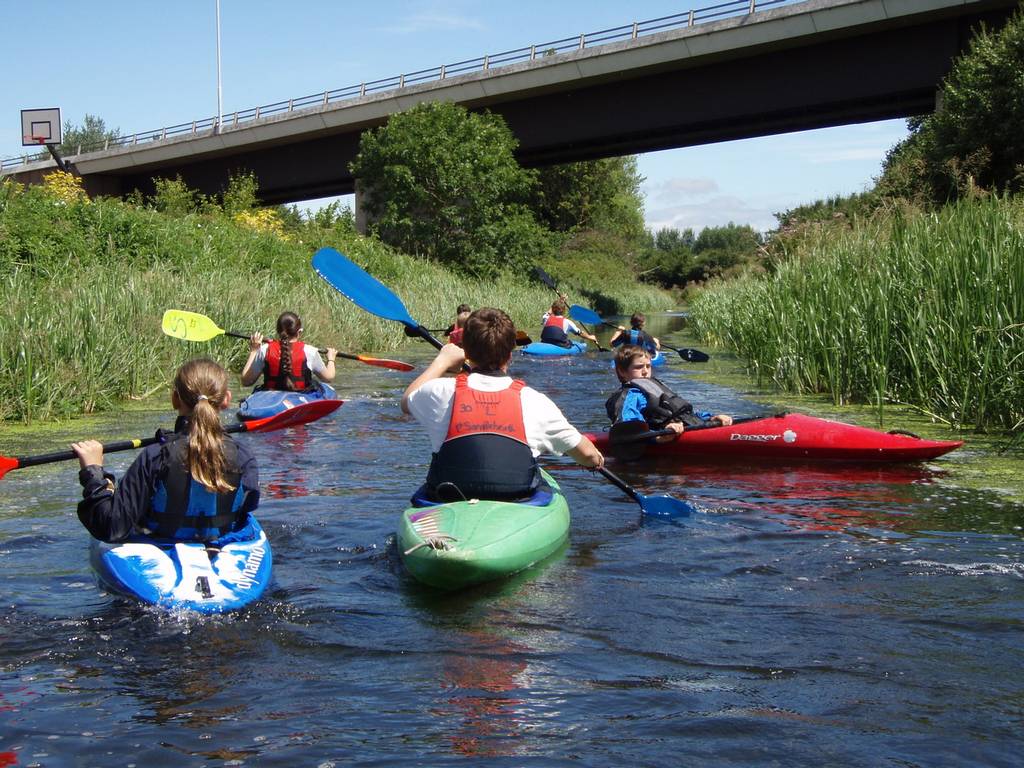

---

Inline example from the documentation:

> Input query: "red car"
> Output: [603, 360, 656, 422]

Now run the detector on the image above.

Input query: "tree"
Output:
[876, 10, 1024, 202]
[60, 114, 120, 154]
[533, 156, 646, 241]
[350, 101, 548, 277]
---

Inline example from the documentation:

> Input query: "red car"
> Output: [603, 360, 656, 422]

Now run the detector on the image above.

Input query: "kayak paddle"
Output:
[161, 309, 415, 372]
[312, 247, 446, 350]
[405, 324, 533, 346]
[606, 416, 772, 460]
[597, 466, 693, 518]
[568, 304, 710, 363]
[0, 399, 343, 482]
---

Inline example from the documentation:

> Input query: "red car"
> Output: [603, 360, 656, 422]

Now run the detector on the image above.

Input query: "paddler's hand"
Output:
[324, 347, 337, 363]
[654, 422, 685, 442]
[71, 440, 104, 469]
[436, 342, 466, 373]
[248, 332, 264, 351]
[712, 414, 733, 426]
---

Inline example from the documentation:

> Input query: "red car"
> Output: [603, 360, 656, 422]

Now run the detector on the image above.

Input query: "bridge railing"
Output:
[1, 0, 795, 172]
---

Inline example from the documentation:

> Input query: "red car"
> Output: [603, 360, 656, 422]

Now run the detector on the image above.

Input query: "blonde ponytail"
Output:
[173, 358, 236, 493]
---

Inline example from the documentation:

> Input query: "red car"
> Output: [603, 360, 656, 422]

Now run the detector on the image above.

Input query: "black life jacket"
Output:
[426, 374, 540, 501]
[540, 315, 572, 347]
[620, 328, 657, 353]
[141, 434, 247, 542]
[264, 339, 313, 391]
[605, 376, 701, 429]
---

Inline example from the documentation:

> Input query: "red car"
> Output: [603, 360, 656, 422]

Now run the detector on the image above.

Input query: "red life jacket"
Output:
[264, 339, 313, 391]
[426, 373, 539, 500]
[448, 327, 464, 347]
[540, 315, 572, 346]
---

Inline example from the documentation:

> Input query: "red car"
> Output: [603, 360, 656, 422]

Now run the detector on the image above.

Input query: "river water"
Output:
[0, 315, 1021, 767]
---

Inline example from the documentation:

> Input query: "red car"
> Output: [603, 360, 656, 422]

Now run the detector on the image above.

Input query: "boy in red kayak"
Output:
[402, 307, 604, 501]
[607, 346, 733, 439]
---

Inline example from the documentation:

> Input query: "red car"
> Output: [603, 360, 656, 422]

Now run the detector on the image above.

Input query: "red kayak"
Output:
[586, 413, 963, 464]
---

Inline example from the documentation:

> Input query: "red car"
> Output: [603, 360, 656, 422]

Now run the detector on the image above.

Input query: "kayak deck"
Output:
[89, 519, 273, 613]
[587, 413, 962, 463]
[398, 470, 569, 590]
[520, 340, 587, 356]
[237, 382, 338, 421]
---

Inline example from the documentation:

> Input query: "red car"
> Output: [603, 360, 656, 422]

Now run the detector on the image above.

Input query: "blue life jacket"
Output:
[605, 377, 700, 429]
[142, 434, 247, 542]
[612, 328, 657, 353]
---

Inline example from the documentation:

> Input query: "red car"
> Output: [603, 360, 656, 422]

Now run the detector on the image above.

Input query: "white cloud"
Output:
[646, 195, 778, 234]
[647, 177, 719, 203]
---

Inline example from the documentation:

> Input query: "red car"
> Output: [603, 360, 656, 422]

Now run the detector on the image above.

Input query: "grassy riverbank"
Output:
[0, 177, 670, 423]
[688, 197, 1024, 435]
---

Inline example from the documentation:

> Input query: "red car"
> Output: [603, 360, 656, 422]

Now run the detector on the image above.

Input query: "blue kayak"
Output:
[237, 382, 337, 421]
[520, 340, 588, 357]
[89, 518, 272, 614]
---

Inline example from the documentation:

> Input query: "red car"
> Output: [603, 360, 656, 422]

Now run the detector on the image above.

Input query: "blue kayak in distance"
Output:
[608, 349, 666, 367]
[520, 340, 588, 357]
[237, 382, 338, 421]
[89, 518, 273, 614]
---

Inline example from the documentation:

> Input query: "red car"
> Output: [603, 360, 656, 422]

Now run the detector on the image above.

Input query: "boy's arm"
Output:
[401, 344, 465, 414]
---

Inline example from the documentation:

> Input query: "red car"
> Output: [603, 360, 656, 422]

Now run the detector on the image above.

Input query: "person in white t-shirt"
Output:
[241, 311, 337, 392]
[402, 307, 603, 502]
[540, 299, 598, 348]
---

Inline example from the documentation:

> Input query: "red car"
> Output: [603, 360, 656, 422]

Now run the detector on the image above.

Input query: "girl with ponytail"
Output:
[71, 358, 261, 544]
[241, 311, 337, 392]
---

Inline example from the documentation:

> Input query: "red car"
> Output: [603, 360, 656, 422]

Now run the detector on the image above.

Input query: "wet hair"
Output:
[463, 307, 516, 371]
[456, 303, 471, 315]
[630, 312, 646, 330]
[550, 300, 567, 316]
[613, 345, 651, 382]
[275, 311, 302, 392]
[173, 358, 235, 493]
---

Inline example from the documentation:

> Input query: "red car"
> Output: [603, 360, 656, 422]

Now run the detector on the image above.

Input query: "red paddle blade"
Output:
[356, 355, 415, 372]
[0, 455, 21, 481]
[243, 399, 344, 432]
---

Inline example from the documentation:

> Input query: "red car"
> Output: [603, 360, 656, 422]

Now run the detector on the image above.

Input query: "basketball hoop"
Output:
[23, 134, 48, 146]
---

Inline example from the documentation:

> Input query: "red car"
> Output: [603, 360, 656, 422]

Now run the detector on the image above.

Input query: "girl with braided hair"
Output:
[71, 358, 261, 544]
[241, 311, 337, 392]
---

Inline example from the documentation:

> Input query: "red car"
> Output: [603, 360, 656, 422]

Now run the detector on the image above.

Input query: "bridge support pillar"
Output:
[354, 181, 368, 234]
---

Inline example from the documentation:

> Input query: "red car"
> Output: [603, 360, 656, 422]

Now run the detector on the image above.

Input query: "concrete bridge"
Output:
[2, 0, 1017, 204]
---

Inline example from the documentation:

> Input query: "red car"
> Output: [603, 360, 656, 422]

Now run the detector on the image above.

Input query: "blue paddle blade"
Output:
[569, 304, 602, 326]
[637, 493, 694, 518]
[312, 247, 417, 328]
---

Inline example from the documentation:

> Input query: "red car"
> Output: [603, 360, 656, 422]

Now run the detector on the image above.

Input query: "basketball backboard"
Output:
[21, 108, 62, 146]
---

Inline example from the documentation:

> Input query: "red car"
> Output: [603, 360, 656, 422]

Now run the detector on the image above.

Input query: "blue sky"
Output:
[0, 0, 908, 233]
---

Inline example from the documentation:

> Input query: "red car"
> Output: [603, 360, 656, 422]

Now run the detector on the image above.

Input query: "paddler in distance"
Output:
[540, 299, 599, 349]
[402, 307, 604, 502]
[241, 311, 337, 391]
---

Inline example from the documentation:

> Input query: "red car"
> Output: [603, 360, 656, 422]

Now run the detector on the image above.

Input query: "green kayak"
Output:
[398, 469, 570, 590]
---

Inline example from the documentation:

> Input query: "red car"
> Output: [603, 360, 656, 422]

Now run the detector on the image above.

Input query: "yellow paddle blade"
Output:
[161, 310, 226, 342]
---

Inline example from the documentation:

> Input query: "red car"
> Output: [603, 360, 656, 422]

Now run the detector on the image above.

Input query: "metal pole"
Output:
[215, 0, 223, 133]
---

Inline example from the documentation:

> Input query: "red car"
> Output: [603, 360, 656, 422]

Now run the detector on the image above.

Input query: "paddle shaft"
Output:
[610, 414, 783, 447]
[223, 329, 358, 363]
[10, 421, 250, 471]
[0, 399, 342, 480]
[597, 467, 642, 503]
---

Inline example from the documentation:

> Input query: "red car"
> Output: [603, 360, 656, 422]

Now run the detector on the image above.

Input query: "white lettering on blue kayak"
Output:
[235, 544, 266, 589]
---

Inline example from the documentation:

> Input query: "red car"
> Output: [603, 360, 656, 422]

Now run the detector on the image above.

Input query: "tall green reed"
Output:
[689, 197, 1024, 432]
